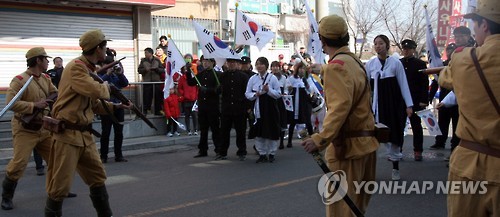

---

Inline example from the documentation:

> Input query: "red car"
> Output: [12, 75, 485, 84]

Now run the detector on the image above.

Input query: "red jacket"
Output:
[163, 94, 181, 118]
[177, 74, 198, 102]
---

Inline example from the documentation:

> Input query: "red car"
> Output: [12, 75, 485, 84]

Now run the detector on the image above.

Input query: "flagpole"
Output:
[233, 3, 239, 49]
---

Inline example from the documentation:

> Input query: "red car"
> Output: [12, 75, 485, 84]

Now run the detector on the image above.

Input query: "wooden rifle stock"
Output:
[89, 58, 158, 130]
[21, 92, 58, 124]
[419, 66, 445, 75]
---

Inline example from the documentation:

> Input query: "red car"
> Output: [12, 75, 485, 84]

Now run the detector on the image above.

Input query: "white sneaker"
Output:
[188, 131, 193, 136]
[194, 131, 198, 136]
[392, 169, 400, 181]
[175, 132, 181, 136]
[167, 132, 173, 137]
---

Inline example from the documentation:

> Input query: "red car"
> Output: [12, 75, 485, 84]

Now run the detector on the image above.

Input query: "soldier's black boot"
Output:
[1, 177, 17, 210]
[44, 198, 63, 217]
[90, 185, 113, 217]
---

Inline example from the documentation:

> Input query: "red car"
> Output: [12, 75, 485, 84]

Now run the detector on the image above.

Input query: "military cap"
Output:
[26, 47, 51, 60]
[464, 0, 500, 24]
[401, 39, 417, 49]
[241, 56, 251, 64]
[79, 29, 111, 52]
[453, 26, 471, 36]
[318, 15, 348, 40]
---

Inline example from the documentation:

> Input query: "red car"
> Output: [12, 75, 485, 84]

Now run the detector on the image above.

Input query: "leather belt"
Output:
[459, 140, 500, 158]
[346, 130, 375, 138]
[65, 122, 101, 138]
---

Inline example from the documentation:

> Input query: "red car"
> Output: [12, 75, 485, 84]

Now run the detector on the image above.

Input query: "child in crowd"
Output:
[164, 87, 181, 137]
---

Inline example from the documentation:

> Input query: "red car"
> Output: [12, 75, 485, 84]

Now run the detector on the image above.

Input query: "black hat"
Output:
[401, 39, 417, 49]
[453, 26, 471, 36]
[241, 56, 251, 64]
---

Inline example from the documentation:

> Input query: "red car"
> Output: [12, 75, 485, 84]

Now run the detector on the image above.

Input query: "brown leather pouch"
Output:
[42, 116, 65, 133]
[333, 127, 347, 160]
[374, 123, 390, 143]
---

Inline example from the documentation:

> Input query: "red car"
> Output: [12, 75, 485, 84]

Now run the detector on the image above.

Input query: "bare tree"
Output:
[380, 0, 439, 55]
[341, 0, 385, 58]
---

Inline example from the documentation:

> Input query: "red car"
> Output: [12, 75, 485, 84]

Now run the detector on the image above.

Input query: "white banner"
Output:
[164, 38, 186, 99]
[235, 9, 275, 50]
[416, 109, 442, 136]
[192, 20, 241, 67]
[303, 0, 326, 64]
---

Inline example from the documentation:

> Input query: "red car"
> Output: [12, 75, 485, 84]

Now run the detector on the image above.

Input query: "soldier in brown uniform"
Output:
[44, 29, 132, 217]
[1, 47, 56, 210]
[439, 1, 500, 216]
[301, 15, 379, 217]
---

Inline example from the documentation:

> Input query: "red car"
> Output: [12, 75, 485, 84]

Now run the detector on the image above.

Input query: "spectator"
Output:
[158, 35, 168, 53]
[138, 47, 164, 115]
[98, 48, 129, 163]
[366, 34, 413, 180]
[46, 57, 64, 88]
[164, 88, 181, 137]
[178, 56, 199, 136]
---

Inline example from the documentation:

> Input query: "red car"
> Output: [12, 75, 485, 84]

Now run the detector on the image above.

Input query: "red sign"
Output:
[104, 0, 175, 6]
[437, 0, 453, 47]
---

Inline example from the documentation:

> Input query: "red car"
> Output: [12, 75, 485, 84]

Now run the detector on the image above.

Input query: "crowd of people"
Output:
[1, 0, 498, 216]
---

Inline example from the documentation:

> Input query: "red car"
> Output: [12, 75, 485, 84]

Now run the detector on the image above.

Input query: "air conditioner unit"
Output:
[279, 3, 290, 14]
[222, 20, 231, 30]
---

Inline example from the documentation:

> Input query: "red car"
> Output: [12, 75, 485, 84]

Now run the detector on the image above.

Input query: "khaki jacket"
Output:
[439, 34, 500, 183]
[6, 71, 57, 133]
[311, 46, 379, 161]
[51, 55, 113, 147]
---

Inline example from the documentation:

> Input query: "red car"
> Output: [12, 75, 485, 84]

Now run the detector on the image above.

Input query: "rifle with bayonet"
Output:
[419, 66, 445, 75]
[90, 57, 158, 130]
[20, 92, 57, 125]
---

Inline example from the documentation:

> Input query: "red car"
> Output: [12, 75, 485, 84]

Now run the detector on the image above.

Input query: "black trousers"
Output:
[183, 101, 198, 132]
[198, 109, 221, 154]
[288, 119, 313, 145]
[33, 149, 44, 170]
[166, 118, 178, 133]
[143, 83, 163, 114]
[435, 106, 460, 150]
[100, 108, 125, 159]
[220, 113, 247, 156]
[409, 111, 424, 152]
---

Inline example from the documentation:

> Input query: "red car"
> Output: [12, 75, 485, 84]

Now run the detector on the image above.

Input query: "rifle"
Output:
[89, 57, 158, 130]
[299, 130, 365, 217]
[21, 92, 57, 124]
[419, 66, 445, 75]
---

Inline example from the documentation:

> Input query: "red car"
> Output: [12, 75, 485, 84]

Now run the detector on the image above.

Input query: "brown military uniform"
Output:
[440, 34, 500, 217]
[311, 46, 379, 217]
[5, 71, 57, 181]
[46, 55, 114, 201]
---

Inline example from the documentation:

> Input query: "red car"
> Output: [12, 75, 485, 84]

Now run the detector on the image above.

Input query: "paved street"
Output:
[0, 134, 451, 217]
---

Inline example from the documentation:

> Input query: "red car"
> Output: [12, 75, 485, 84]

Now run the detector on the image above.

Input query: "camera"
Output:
[112, 65, 122, 74]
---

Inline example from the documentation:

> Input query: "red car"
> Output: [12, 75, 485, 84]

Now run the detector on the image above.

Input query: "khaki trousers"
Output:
[326, 151, 377, 217]
[46, 140, 107, 201]
[6, 129, 52, 181]
[448, 172, 499, 217]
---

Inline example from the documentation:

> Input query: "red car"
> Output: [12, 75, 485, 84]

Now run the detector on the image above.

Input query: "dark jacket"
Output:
[400, 56, 428, 111]
[220, 70, 249, 115]
[186, 68, 221, 112]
